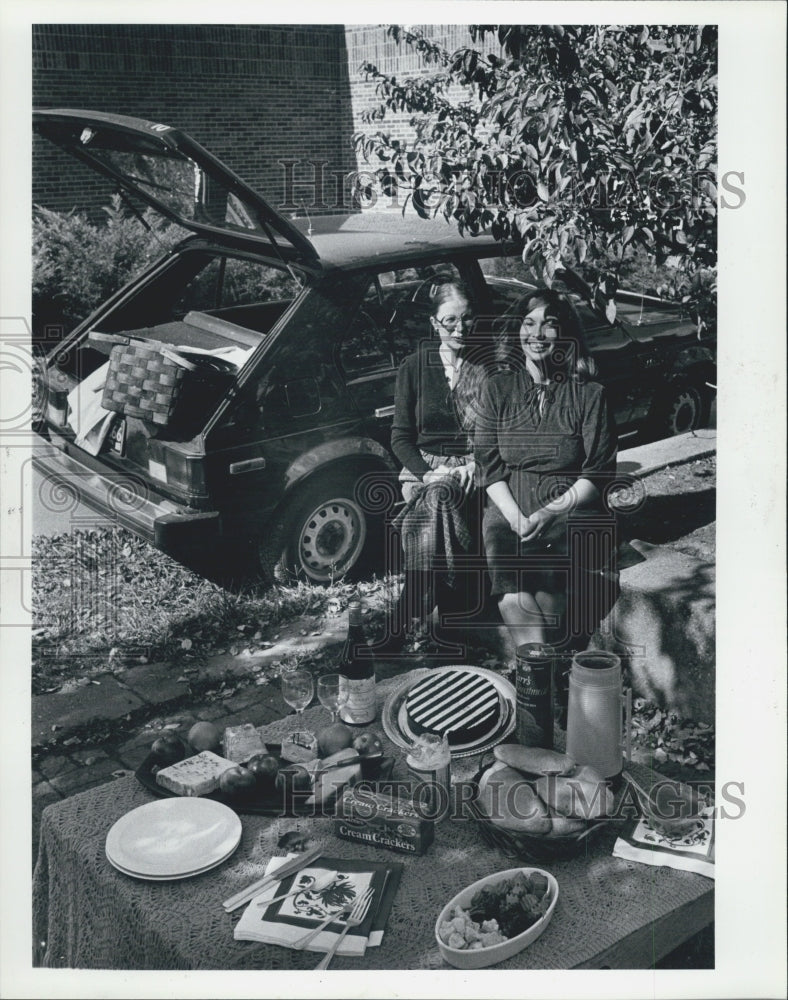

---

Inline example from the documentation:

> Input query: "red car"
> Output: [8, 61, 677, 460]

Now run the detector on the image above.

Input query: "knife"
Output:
[222, 845, 324, 912]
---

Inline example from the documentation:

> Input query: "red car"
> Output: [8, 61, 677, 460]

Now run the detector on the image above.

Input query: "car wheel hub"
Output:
[669, 390, 699, 433]
[297, 499, 365, 579]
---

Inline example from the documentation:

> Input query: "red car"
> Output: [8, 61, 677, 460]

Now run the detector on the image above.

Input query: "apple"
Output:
[150, 732, 187, 766]
[246, 753, 280, 792]
[351, 731, 384, 758]
[219, 765, 257, 798]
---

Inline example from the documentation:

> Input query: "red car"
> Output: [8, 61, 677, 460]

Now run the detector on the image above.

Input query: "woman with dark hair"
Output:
[382, 278, 487, 650]
[475, 287, 618, 689]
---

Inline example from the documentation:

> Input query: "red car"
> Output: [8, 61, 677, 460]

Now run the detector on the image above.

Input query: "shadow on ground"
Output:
[617, 487, 715, 546]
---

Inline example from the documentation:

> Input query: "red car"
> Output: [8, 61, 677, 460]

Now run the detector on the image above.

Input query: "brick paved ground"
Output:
[31, 658, 408, 867]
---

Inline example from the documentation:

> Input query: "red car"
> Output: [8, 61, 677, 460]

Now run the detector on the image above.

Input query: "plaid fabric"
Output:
[393, 454, 474, 587]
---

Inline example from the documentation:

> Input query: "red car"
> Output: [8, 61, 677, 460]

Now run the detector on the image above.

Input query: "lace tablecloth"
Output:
[32, 675, 713, 970]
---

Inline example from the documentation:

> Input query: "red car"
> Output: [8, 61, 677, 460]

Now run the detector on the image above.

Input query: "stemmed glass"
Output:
[281, 669, 315, 735]
[317, 674, 348, 724]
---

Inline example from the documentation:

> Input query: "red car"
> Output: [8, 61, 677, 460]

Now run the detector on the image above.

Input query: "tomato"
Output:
[150, 732, 186, 766]
[246, 754, 280, 792]
[351, 731, 384, 757]
[219, 765, 257, 797]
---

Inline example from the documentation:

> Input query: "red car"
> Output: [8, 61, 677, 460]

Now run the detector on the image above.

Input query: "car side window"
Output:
[378, 263, 463, 362]
[172, 256, 301, 315]
[337, 278, 396, 380]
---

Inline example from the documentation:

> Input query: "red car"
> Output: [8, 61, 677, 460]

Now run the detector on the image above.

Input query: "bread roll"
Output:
[492, 744, 574, 777]
[476, 765, 552, 835]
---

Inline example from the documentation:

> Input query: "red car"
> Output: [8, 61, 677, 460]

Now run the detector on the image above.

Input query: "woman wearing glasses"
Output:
[384, 279, 487, 650]
[475, 287, 618, 706]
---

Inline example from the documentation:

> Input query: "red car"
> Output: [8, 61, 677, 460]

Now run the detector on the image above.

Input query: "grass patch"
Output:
[32, 527, 394, 694]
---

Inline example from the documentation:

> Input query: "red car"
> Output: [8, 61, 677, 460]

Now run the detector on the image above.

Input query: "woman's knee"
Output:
[498, 591, 540, 617]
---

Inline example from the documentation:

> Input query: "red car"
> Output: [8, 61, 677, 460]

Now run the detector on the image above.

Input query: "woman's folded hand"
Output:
[451, 461, 476, 494]
[518, 507, 560, 543]
[422, 465, 454, 486]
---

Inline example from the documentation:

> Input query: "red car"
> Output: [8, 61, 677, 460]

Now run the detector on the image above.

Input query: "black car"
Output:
[33, 109, 715, 583]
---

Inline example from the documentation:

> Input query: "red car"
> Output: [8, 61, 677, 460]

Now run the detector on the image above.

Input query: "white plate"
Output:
[106, 839, 240, 881]
[381, 666, 516, 759]
[105, 797, 242, 878]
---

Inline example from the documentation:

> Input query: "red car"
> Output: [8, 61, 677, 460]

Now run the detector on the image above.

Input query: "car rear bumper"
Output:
[32, 439, 221, 549]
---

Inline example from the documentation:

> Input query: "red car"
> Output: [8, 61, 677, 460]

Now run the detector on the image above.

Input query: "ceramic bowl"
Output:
[434, 867, 559, 969]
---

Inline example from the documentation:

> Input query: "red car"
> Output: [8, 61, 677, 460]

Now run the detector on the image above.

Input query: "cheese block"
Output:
[305, 761, 362, 808]
[223, 724, 267, 763]
[155, 750, 236, 797]
[406, 670, 501, 745]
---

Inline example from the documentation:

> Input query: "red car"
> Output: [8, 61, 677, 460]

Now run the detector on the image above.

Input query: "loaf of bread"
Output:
[223, 724, 266, 763]
[155, 750, 236, 796]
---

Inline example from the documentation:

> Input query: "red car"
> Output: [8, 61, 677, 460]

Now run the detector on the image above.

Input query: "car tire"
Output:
[258, 475, 370, 586]
[653, 382, 705, 437]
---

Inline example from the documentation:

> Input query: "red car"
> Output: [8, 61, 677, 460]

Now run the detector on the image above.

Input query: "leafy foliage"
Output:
[353, 24, 717, 328]
[31, 526, 389, 694]
[32, 195, 184, 339]
[631, 699, 715, 774]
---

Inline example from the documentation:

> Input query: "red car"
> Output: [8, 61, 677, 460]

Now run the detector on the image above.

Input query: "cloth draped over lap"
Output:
[392, 356, 484, 588]
[393, 455, 473, 587]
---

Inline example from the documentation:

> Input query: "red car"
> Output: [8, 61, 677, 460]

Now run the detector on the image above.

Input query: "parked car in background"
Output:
[33, 109, 716, 583]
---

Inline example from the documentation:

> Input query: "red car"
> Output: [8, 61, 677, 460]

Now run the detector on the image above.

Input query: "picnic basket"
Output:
[97, 334, 234, 433]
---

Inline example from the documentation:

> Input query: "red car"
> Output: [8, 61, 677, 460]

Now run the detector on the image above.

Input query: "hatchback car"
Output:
[33, 109, 715, 583]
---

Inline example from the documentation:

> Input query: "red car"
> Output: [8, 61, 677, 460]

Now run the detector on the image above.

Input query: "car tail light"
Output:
[149, 443, 208, 500]
[46, 390, 70, 428]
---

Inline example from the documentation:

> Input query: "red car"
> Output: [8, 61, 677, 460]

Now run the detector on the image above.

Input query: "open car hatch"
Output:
[33, 108, 321, 267]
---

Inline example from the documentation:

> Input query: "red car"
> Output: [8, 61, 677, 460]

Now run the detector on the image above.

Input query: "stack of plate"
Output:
[105, 797, 242, 881]
[381, 666, 516, 759]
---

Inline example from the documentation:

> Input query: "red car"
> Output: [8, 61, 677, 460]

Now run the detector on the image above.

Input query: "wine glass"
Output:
[281, 669, 315, 732]
[317, 674, 347, 724]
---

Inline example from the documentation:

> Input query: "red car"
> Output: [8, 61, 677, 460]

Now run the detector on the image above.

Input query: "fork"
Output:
[314, 887, 374, 970]
[291, 898, 356, 951]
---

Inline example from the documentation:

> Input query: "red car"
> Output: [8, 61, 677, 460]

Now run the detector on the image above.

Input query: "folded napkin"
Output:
[613, 810, 715, 879]
[233, 854, 402, 955]
[67, 361, 114, 456]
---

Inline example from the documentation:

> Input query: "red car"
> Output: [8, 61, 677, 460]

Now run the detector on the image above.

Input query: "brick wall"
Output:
[33, 24, 358, 218]
[33, 24, 502, 220]
[345, 25, 503, 212]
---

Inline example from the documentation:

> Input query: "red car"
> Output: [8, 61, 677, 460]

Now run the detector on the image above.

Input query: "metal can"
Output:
[405, 733, 452, 821]
[515, 643, 555, 749]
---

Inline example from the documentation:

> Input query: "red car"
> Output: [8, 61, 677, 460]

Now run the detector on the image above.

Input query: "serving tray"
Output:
[381, 666, 517, 758]
[135, 748, 395, 817]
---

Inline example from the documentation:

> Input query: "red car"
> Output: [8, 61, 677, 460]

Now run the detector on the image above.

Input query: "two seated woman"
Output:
[384, 277, 619, 678]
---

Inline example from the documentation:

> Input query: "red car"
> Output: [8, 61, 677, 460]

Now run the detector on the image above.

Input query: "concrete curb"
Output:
[32, 431, 716, 752]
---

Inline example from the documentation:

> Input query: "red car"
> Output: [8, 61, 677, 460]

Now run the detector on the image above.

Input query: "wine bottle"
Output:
[338, 599, 376, 725]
